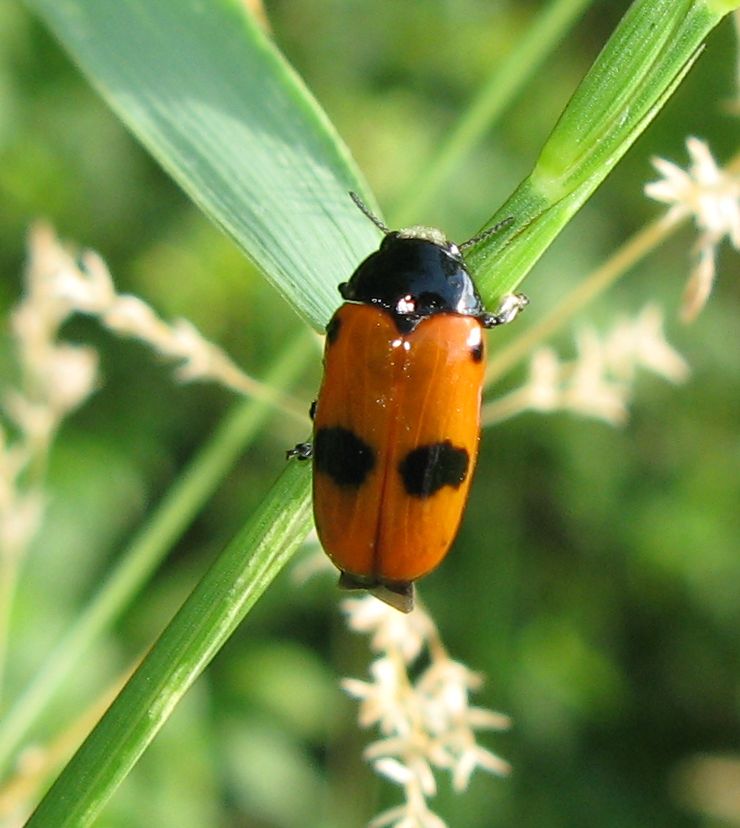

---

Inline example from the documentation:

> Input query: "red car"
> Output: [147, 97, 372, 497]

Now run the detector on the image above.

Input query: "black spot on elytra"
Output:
[325, 315, 342, 345]
[399, 441, 469, 498]
[315, 427, 375, 488]
[470, 340, 484, 362]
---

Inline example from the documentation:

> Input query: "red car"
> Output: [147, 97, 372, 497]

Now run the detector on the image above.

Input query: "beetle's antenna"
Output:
[458, 216, 515, 252]
[349, 191, 391, 235]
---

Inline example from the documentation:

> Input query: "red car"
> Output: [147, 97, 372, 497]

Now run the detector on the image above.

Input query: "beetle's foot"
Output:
[481, 292, 529, 328]
[286, 442, 313, 461]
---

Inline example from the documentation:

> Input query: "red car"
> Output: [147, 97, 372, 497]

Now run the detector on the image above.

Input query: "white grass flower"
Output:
[369, 780, 448, 828]
[40, 344, 99, 415]
[0, 220, 301, 699]
[51, 246, 116, 311]
[342, 596, 510, 828]
[0, 489, 45, 562]
[1, 224, 103, 693]
[343, 656, 412, 735]
[1, 229, 101, 568]
[22, 226, 282, 401]
[565, 328, 629, 424]
[645, 137, 740, 321]
[342, 594, 435, 664]
[603, 304, 690, 384]
[482, 303, 688, 427]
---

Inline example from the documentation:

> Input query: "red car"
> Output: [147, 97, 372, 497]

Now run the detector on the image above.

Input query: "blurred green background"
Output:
[1, 1, 738, 826]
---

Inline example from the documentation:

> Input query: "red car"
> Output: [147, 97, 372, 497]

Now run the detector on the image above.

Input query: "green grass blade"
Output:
[25, 0, 381, 330]
[465, 0, 735, 305]
[25, 460, 313, 828]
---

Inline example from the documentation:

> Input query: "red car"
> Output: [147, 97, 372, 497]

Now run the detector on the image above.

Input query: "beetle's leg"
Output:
[286, 442, 313, 461]
[286, 401, 317, 460]
[480, 292, 529, 328]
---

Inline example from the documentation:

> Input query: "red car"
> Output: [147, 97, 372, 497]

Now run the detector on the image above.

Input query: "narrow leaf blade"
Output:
[26, 0, 380, 328]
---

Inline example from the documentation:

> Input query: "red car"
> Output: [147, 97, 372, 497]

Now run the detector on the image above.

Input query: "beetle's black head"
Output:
[339, 228, 484, 323]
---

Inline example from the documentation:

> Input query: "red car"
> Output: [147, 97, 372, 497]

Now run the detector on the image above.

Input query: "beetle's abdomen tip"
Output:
[338, 572, 415, 613]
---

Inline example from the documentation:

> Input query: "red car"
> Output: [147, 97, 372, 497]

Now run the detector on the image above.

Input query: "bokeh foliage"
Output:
[1, 1, 738, 826]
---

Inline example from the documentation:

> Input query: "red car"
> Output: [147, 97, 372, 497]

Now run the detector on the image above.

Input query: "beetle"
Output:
[289, 193, 527, 612]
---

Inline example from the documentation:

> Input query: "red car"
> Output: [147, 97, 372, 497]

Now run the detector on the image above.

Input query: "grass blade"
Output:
[465, 0, 734, 304]
[25, 460, 313, 828]
[25, 0, 381, 329]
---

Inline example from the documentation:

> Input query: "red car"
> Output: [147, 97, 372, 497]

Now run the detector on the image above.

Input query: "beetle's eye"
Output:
[380, 231, 399, 249]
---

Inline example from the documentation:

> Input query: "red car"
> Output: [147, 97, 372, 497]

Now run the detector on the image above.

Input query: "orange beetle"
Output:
[290, 195, 526, 611]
